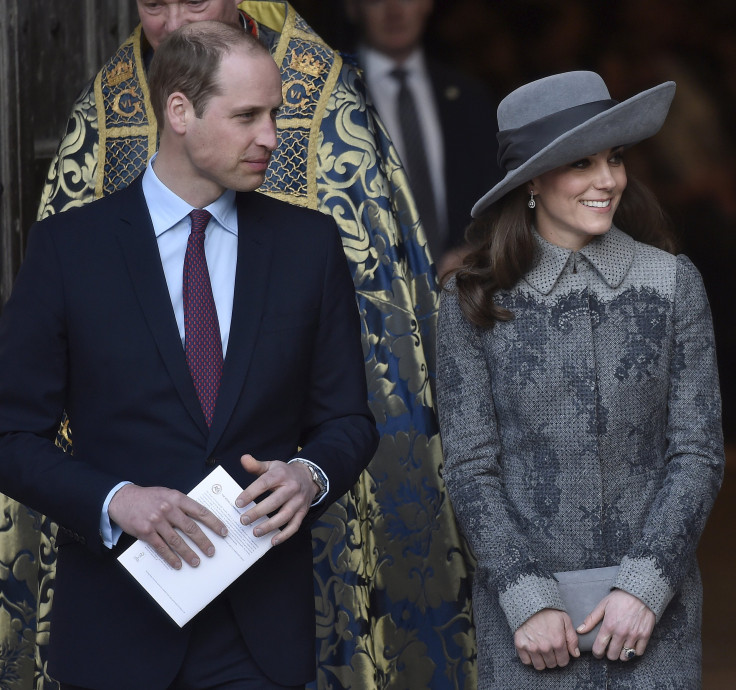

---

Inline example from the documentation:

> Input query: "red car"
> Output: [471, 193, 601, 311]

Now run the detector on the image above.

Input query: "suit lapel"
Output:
[429, 62, 458, 187]
[114, 179, 209, 437]
[206, 192, 274, 453]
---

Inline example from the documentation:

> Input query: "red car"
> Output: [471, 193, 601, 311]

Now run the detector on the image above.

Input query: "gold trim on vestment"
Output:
[249, 0, 340, 209]
[94, 25, 157, 199]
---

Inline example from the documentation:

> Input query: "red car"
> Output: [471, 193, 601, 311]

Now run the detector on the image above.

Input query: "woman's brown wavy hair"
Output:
[449, 176, 679, 330]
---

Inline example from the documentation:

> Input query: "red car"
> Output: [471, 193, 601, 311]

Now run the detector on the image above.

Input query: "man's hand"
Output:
[108, 484, 228, 570]
[578, 589, 655, 661]
[514, 608, 580, 670]
[235, 454, 319, 546]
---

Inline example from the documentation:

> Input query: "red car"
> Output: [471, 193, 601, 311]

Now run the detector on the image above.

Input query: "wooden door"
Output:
[0, 0, 138, 309]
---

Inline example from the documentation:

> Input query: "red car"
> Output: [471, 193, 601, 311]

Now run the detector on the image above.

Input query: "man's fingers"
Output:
[234, 458, 314, 546]
[157, 527, 200, 569]
[236, 454, 275, 507]
[147, 534, 183, 570]
[240, 453, 266, 475]
[175, 513, 215, 560]
[147, 508, 210, 568]
[181, 495, 228, 539]
[259, 501, 308, 545]
[241, 490, 281, 527]
[244, 492, 305, 536]
[239, 488, 310, 546]
[109, 485, 227, 568]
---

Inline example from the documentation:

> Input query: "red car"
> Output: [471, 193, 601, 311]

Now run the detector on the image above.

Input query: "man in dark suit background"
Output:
[0, 20, 377, 690]
[346, 0, 502, 273]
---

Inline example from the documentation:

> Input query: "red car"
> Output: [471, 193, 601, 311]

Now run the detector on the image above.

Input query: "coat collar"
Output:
[524, 226, 635, 295]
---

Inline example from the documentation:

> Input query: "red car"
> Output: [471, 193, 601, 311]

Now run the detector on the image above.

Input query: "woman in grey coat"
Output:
[436, 71, 724, 689]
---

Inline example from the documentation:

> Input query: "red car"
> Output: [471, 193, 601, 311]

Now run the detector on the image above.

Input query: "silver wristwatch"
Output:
[290, 458, 328, 502]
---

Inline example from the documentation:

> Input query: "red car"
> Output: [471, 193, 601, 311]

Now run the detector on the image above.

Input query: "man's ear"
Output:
[166, 92, 191, 135]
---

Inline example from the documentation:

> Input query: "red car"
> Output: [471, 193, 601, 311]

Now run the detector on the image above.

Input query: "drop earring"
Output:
[528, 191, 536, 209]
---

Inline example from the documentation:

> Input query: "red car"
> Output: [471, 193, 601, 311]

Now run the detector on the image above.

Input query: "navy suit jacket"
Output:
[426, 58, 503, 250]
[0, 177, 377, 688]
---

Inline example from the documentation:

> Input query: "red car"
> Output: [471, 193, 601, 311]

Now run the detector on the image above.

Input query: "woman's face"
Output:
[530, 147, 627, 251]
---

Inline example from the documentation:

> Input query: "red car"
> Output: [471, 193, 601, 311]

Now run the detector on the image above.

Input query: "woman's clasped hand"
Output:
[515, 590, 655, 670]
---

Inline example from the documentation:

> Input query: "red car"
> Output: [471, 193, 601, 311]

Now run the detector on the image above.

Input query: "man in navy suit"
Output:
[0, 20, 377, 690]
[346, 0, 502, 273]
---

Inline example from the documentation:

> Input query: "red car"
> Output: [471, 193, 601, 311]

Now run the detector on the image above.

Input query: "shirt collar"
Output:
[524, 226, 635, 294]
[142, 154, 238, 238]
[359, 44, 426, 81]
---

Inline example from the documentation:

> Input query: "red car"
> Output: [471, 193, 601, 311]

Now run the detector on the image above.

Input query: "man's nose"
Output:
[259, 121, 279, 152]
[162, 6, 189, 37]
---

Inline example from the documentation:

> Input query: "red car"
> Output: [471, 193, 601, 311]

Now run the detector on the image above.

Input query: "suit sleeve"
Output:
[294, 219, 378, 519]
[0, 221, 125, 552]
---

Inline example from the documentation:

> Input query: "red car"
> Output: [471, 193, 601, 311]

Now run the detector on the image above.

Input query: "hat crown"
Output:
[498, 71, 612, 131]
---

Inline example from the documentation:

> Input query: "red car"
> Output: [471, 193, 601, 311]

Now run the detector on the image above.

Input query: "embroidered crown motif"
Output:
[107, 59, 135, 87]
[290, 50, 325, 78]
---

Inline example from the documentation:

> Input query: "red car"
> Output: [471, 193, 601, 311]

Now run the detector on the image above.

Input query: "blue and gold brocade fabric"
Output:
[0, 3, 475, 688]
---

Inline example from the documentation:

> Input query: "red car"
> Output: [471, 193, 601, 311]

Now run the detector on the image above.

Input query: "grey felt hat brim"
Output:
[471, 80, 676, 217]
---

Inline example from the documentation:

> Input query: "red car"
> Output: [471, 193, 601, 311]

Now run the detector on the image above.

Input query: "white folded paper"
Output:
[118, 464, 277, 627]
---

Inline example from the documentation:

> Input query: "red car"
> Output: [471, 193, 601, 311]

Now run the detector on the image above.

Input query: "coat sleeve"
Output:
[614, 255, 725, 619]
[436, 282, 565, 633]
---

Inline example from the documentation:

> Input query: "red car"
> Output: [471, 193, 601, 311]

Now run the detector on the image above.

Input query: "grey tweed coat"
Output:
[437, 227, 724, 689]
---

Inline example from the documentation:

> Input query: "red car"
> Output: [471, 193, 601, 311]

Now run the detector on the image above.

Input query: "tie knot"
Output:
[189, 209, 212, 235]
[390, 67, 408, 85]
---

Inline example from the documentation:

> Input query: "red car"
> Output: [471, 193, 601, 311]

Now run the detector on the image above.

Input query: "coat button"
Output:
[205, 456, 219, 467]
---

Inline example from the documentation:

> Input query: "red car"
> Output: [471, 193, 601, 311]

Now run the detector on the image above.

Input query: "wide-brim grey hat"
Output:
[471, 71, 676, 217]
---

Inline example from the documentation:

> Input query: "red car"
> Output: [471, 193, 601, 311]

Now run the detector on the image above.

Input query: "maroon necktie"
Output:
[183, 209, 223, 427]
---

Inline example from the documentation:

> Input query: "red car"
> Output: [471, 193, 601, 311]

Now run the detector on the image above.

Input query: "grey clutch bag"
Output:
[553, 565, 620, 652]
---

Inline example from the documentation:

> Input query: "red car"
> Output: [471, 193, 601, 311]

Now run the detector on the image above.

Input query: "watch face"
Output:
[294, 459, 326, 497]
[312, 467, 326, 491]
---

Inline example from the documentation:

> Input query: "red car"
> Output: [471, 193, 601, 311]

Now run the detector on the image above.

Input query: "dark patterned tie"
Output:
[183, 209, 223, 427]
[391, 67, 442, 258]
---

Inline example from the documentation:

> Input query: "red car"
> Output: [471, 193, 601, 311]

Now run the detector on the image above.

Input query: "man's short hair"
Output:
[148, 20, 270, 127]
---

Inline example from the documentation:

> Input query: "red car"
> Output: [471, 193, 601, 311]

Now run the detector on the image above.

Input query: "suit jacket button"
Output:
[205, 456, 218, 467]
